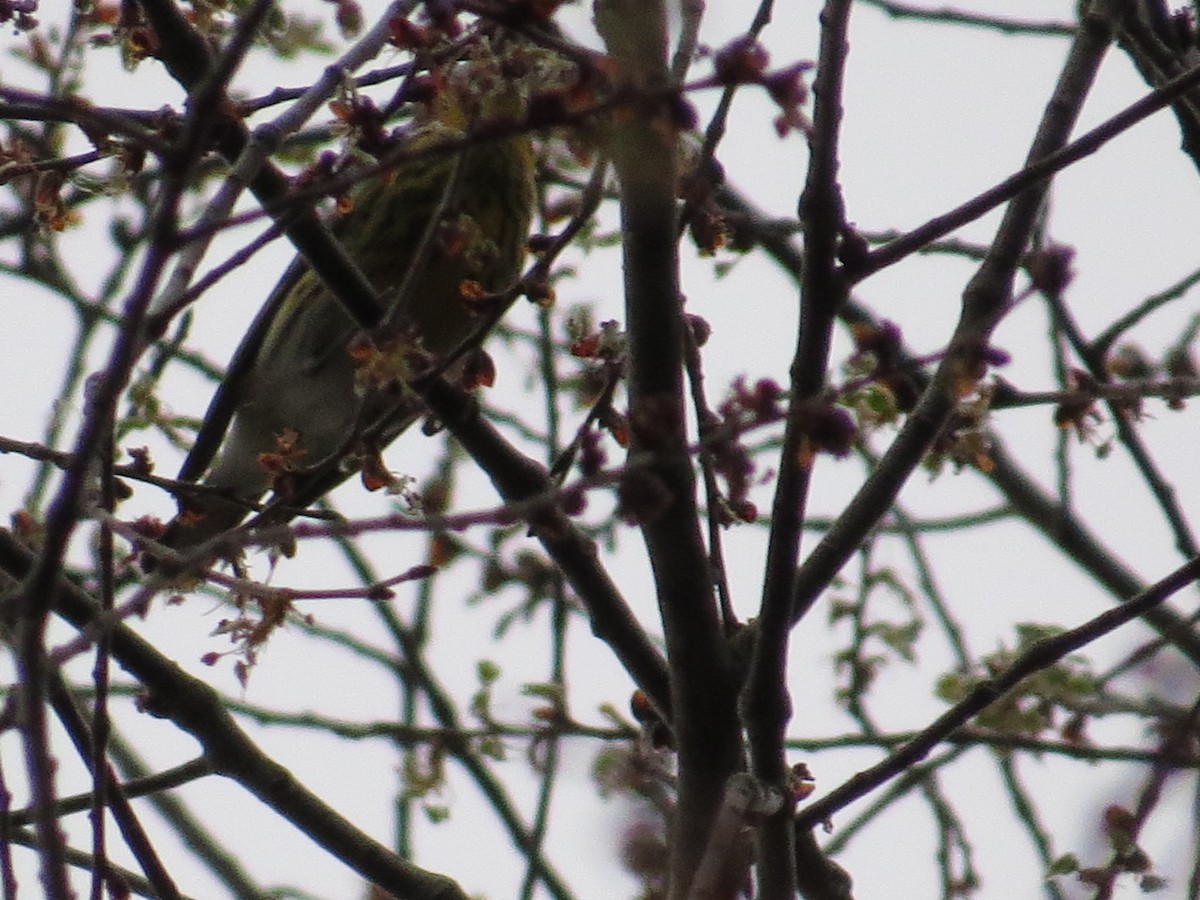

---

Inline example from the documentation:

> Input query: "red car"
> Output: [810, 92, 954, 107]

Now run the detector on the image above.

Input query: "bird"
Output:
[155, 42, 538, 567]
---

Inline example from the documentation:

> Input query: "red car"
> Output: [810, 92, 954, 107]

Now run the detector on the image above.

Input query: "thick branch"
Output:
[747, 2, 853, 897]
[596, 1, 742, 893]
[417, 378, 672, 717]
[0, 530, 469, 900]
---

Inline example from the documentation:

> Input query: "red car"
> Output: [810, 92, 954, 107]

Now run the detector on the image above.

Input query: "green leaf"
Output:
[1046, 853, 1079, 877]
[477, 659, 501, 684]
[423, 804, 450, 824]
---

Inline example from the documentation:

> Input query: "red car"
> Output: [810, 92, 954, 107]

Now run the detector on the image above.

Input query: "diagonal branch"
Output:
[714, 186, 1200, 667]
[851, 56, 1200, 283]
[788, 0, 1126, 628]
[0, 528, 470, 900]
[795, 553, 1200, 828]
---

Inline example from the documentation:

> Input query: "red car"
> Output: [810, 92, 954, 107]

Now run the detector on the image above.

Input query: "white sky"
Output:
[2, 1, 1199, 898]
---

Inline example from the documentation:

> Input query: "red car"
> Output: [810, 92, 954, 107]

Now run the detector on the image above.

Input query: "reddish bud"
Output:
[578, 427, 607, 477]
[359, 450, 397, 493]
[1025, 244, 1076, 297]
[1164, 345, 1198, 379]
[388, 16, 433, 49]
[1106, 344, 1153, 379]
[688, 204, 728, 256]
[687, 314, 712, 347]
[459, 347, 497, 390]
[713, 35, 770, 85]
[800, 403, 856, 460]
[333, 0, 363, 37]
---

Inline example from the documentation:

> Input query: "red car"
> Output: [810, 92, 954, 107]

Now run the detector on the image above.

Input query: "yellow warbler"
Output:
[161, 48, 537, 558]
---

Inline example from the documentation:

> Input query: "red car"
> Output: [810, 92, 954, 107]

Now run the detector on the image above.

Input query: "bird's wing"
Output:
[175, 253, 310, 484]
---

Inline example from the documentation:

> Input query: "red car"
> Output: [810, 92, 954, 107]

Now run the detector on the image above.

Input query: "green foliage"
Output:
[830, 565, 923, 702]
[935, 623, 1100, 737]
